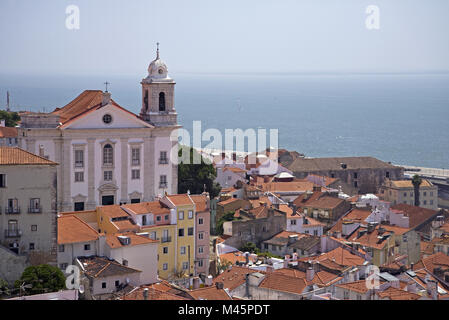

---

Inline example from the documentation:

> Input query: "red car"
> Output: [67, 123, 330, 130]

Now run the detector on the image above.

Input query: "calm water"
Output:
[1, 73, 448, 168]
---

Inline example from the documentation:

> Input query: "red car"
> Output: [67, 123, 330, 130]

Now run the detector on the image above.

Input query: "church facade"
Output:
[18, 48, 180, 212]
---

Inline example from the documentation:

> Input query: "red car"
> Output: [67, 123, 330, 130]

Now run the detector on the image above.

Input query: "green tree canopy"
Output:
[14, 264, 66, 295]
[178, 146, 221, 198]
[0, 111, 20, 127]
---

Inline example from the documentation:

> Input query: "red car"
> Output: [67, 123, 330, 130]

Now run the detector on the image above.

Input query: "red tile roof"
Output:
[259, 273, 308, 295]
[391, 204, 439, 229]
[213, 266, 262, 291]
[58, 215, 99, 244]
[0, 147, 57, 165]
[189, 286, 232, 300]
[0, 126, 17, 138]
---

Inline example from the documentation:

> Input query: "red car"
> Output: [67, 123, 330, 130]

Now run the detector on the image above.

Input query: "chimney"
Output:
[205, 275, 213, 286]
[143, 288, 149, 300]
[102, 91, 111, 106]
[406, 281, 417, 294]
[410, 263, 414, 271]
[426, 279, 438, 300]
[306, 267, 315, 281]
[0, 120, 5, 127]
[245, 252, 250, 265]
[215, 282, 224, 289]
[193, 277, 200, 289]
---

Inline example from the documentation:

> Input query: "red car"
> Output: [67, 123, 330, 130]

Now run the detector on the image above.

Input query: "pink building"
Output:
[190, 194, 211, 277]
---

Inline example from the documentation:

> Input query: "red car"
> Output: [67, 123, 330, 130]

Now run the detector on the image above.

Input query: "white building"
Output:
[18, 46, 180, 212]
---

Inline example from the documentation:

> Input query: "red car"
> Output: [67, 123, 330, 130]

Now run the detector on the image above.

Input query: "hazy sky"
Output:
[1, 0, 449, 76]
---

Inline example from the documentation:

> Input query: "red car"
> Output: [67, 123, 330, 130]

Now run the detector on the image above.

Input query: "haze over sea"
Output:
[1, 72, 448, 169]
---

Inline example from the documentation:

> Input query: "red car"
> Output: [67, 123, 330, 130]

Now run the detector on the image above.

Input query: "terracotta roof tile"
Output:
[391, 204, 439, 229]
[0, 126, 17, 138]
[189, 287, 232, 300]
[259, 273, 308, 295]
[190, 194, 208, 212]
[78, 256, 141, 278]
[122, 201, 170, 215]
[105, 232, 158, 249]
[58, 215, 99, 244]
[213, 266, 261, 291]
[0, 147, 57, 165]
[165, 194, 194, 206]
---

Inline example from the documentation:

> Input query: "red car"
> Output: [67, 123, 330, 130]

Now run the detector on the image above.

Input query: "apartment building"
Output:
[379, 179, 438, 210]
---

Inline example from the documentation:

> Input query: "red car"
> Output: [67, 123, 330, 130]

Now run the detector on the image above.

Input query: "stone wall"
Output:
[0, 245, 28, 285]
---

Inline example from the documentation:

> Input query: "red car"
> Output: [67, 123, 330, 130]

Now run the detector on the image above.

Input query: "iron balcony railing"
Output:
[5, 229, 22, 237]
[161, 236, 172, 243]
[159, 158, 168, 165]
[5, 206, 20, 214]
[28, 206, 42, 214]
[159, 183, 168, 188]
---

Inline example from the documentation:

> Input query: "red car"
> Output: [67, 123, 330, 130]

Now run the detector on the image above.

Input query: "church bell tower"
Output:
[140, 43, 177, 126]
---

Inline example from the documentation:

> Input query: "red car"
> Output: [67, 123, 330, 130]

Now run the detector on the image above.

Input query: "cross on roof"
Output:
[104, 81, 110, 92]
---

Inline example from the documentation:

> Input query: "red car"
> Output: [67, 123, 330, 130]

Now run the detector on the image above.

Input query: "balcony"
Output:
[28, 206, 42, 214]
[161, 236, 172, 243]
[132, 159, 140, 166]
[5, 229, 22, 238]
[159, 158, 169, 165]
[159, 183, 168, 189]
[5, 206, 20, 214]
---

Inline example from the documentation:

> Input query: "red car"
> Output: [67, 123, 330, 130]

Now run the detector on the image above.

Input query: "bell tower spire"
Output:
[139, 43, 177, 127]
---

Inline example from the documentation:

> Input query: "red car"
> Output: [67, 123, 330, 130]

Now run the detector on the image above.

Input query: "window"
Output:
[75, 171, 84, 182]
[131, 169, 140, 180]
[423, 200, 427, 205]
[58, 244, 65, 252]
[163, 263, 168, 270]
[188, 227, 194, 236]
[115, 280, 120, 287]
[75, 150, 84, 168]
[182, 262, 188, 270]
[29, 198, 41, 213]
[198, 218, 204, 225]
[84, 244, 91, 251]
[188, 211, 193, 219]
[386, 171, 390, 178]
[163, 247, 168, 254]
[103, 144, 113, 165]
[354, 181, 358, 188]
[122, 259, 128, 266]
[102, 114, 112, 124]
[160, 175, 167, 188]
[181, 246, 186, 255]
[0, 174, 6, 188]
[159, 92, 166, 111]
[178, 228, 184, 237]
[156, 215, 161, 222]
[29, 243, 35, 250]
[423, 192, 427, 197]
[102, 282, 107, 289]
[403, 192, 407, 197]
[159, 151, 168, 164]
[165, 214, 169, 221]
[131, 148, 140, 166]
[7, 198, 19, 213]
[314, 230, 318, 236]
[198, 246, 204, 254]
[104, 170, 113, 181]
[31, 225, 37, 232]
[74, 202, 84, 211]
[198, 232, 204, 240]
[150, 232, 156, 240]
[354, 172, 358, 179]
[264, 243, 268, 250]
[178, 211, 184, 220]
[198, 260, 204, 267]
[142, 215, 147, 226]
[430, 200, 434, 205]
[291, 220, 296, 225]
[131, 198, 140, 203]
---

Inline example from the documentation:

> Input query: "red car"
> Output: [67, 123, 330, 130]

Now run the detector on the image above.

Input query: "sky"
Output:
[0, 0, 449, 76]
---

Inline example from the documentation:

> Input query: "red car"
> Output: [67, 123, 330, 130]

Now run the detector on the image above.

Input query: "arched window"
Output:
[159, 92, 166, 111]
[103, 144, 113, 165]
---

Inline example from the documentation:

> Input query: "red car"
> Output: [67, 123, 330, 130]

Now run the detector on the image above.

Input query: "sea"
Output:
[0, 72, 448, 169]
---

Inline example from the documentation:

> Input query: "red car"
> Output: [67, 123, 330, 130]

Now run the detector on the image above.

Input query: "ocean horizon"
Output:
[1, 72, 448, 169]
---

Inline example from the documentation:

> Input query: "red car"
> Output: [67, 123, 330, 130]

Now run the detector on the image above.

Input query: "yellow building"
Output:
[162, 194, 196, 278]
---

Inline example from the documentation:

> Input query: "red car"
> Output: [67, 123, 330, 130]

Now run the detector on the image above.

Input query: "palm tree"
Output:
[412, 174, 422, 207]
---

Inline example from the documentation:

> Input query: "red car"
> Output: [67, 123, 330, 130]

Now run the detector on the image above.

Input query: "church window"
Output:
[75, 150, 84, 168]
[131, 148, 140, 165]
[144, 90, 149, 110]
[159, 92, 166, 111]
[102, 114, 112, 124]
[160, 175, 167, 188]
[104, 171, 113, 181]
[103, 144, 113, 165]
[131, 169, 140, 180]
[75, 172, 84, 182]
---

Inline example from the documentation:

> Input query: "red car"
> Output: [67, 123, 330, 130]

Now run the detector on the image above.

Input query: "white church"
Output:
[18, 46, 180, 212]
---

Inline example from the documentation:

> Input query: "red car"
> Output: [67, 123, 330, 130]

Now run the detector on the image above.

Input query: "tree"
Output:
[239, 242, 260, 254]
[216, 211, 241, 236]
[178, 146, 221, 198]
[14, 264, 66, 295]
[412, 174, 423, 207]
[0, 111, 20, 127]
[0, 278, 10, 297]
